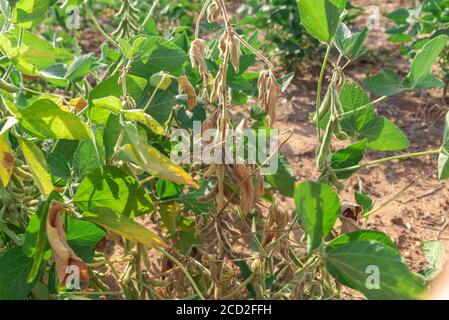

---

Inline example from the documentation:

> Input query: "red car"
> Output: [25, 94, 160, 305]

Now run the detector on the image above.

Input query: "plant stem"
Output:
[363, 181, 414, 219]
[316, 44, 332, 141]
[158, 248, 205, 300]
[140, 0, 160, 33]
[86, 8, 118, 47]
[332, 149, 442, 174]
[337, 95, 387, 118]
[143, 78, 164, 112]
[234, 33, 273, 69]
[195, 0, 212, 39]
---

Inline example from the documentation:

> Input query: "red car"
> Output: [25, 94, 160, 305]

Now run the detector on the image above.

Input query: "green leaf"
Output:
[363, 68, 405, 96]
[403, 35, 449, 88]
[118, 143, 199, 189]
[67, 218, 105, 263]
[73, 166, 154, 218]
[149, 71, 173, 90]
[438, 112, 449, 180]
[331, 139, 367, 179]
[294, 181, 341, 253]
[386, 8, 410, 24]
[297, 0, 347, 43]
[18, 137, 53, 197]
[46, 152, 71, 180]
[414, 73, 446, 90]
[88, 75, 147, 124]
[12, 0, 50, 29]
[277, 72, 295, 93]
[91, 96, 123, 114]
[118, 38, 133, 59]
[265, 154, 295, 197]
[65, 53, 97, 82]
[324, 238, 426, 299]
[0, 30, 70, 76]
[18, 99, 92, 140]
[0, 246, 37, 299]
[130, 36, 188, 78]
[82, 207, 167, 248]
[339, 81, 375, 134]
[326, 230, 397, 251]
[355, 191, 375, 214]
[72, 139, 101, 177]
[359, 117, 410, 151]
[334, 24, 368, 61]
[420, 241, 446, 280]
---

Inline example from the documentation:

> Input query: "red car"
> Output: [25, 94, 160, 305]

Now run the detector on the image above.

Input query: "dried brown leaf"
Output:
[178, 75, 197, 110]
[189, 39, 209, 83]
[229, 32, 241, 73]
[207, 1, 221, 23]
[46, 202, 89, 286]
[258, 70, 281, 126]
[339, 203, 363, 234]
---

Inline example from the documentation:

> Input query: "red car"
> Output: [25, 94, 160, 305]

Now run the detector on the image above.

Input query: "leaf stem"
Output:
[316, 44, 332, 141]
[332, 148, 442, 174]
[195, 0, 212, 39]
[140, 0, 160, 33]
[337, 95, 387, 118]
[86, 8, 118, 47]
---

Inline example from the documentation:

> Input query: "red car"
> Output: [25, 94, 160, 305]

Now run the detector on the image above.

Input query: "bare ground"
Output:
[271, 0, 449, 271]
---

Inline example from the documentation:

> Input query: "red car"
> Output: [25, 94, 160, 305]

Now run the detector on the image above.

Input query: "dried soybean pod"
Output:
[312, 88, 331, 123]
[316, 116, 335, 169]
[0, 79, 19, 93]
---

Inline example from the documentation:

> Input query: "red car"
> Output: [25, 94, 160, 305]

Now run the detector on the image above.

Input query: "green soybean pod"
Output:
[0, 79, 19, 93]
[334, 89, 345, 115]
[316, 116, 335, 169]
[333, 122, 350, 141]
[312, 88, 331, 123]
[330, 173, 344, 191]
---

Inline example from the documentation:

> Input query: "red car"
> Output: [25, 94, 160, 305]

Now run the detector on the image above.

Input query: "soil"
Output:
[271, 0, 449, 271]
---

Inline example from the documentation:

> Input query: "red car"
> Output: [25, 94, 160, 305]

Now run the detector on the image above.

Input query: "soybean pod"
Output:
[316, 115, 335, 169]
[0, 79, 19, 93]
[330, 87, 349, 141]
[312, 88, 331, 123]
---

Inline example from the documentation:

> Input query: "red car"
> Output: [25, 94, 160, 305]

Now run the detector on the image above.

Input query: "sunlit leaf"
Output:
[18, 99, 92, 140]
[82, 207, 168, 248]
[119, 143, 199, 189]
[0, 134, 14, 187]
[294, 181, 341, 253]
[73, 166, 154, 218]
[18, 137, 53, 197]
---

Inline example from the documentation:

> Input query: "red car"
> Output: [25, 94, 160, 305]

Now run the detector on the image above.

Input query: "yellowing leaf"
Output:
[91, 96, 123, 114]
[18, 137, 53, 197]
[69, 97, 88, 112]
[0, 134, 14, 187]
[119, 143, 199, 189]
[123, 110, 165, 135]
[12, 0, 51, 29]
[83, 207, 168, 248]
[0, 35, 19, 59]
